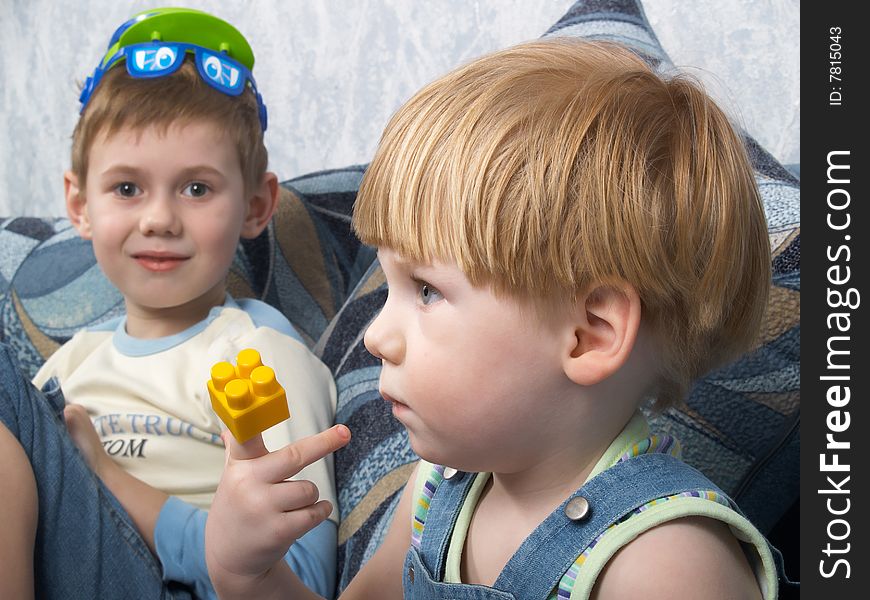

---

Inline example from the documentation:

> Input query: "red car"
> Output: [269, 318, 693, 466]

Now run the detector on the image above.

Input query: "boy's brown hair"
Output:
[71, 58, 267, 193]
[353, 38, 771, 410]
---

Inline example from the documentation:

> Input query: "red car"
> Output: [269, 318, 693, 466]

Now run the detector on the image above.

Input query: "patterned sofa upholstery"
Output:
[0, 0, 799, 593]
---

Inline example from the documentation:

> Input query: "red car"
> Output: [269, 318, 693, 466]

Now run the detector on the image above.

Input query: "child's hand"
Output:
[205, 425, 351, 589]
[64, 404, 115, 479]
[65, 403, 169, 555]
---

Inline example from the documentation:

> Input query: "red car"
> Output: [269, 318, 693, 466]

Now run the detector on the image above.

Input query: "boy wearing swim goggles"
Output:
[0, 8, 338, 599]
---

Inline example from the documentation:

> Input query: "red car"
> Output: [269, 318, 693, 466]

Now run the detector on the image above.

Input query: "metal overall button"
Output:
[564, 496, 590, 521]
[443, 467, 459, 480]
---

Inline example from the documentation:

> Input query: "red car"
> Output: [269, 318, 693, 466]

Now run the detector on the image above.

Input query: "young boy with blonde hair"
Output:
[206, 38, 782, 598]
[0, 8, 338, 599]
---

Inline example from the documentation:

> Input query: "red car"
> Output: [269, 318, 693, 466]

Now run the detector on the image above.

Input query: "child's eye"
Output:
[182, 182, 210, 198]
[417, 281, 442, 306]
[114, 182, 140, 198]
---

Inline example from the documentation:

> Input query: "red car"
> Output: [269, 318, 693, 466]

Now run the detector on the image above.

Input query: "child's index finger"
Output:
[255, 425, 351, 483]
[222, 429, 270, 461]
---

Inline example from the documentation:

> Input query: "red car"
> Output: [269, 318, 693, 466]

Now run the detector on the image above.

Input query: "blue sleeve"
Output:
[155, 496, 337, 599]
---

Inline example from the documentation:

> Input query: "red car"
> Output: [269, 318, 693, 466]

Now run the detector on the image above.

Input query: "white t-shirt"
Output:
[33, 296, 338, 519]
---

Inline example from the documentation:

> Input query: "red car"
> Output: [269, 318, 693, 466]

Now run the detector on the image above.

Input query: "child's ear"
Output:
[562, 282, 641, 386]
[241, 172, 279, 239]
[64, 170, 92, 239]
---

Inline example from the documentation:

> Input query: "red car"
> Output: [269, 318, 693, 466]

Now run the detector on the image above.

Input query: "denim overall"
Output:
[0, 345, 194, 599]
[402, 452, 787, 599]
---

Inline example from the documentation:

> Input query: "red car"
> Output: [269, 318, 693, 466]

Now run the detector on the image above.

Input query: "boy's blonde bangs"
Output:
[354, 74, 554, 294]
[354, 40, 644, 298]
[354, 39, 771, 409]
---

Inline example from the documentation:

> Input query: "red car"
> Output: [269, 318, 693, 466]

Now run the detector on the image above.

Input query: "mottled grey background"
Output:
[0, 0, 799, 216]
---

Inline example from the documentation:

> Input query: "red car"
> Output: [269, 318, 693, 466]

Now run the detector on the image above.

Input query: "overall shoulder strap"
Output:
[416, 467, 478, 580]
[493, 453, 725, 599]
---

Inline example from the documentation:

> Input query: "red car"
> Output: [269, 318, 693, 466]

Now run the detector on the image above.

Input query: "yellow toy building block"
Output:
[208, 348, 290, 443]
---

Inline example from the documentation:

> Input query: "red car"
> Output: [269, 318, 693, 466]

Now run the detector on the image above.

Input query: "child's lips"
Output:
[380, 390, 409, 413]
[133, 252, 189, 272]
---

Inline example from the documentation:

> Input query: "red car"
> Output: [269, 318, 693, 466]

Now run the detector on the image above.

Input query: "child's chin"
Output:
[405, 432, 434, 463]
[407, 434, 463, 470]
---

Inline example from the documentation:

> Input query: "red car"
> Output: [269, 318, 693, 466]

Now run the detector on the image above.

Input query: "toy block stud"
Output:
[208, 349, 290, 443]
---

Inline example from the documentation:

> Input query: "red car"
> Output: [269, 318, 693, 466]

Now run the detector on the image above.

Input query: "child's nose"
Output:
[364, 302, 405, 365]
[139, 195, 181, 236]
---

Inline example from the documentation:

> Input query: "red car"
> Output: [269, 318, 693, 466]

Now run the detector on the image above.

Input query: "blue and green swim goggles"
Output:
[78, 8, 268, 131]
